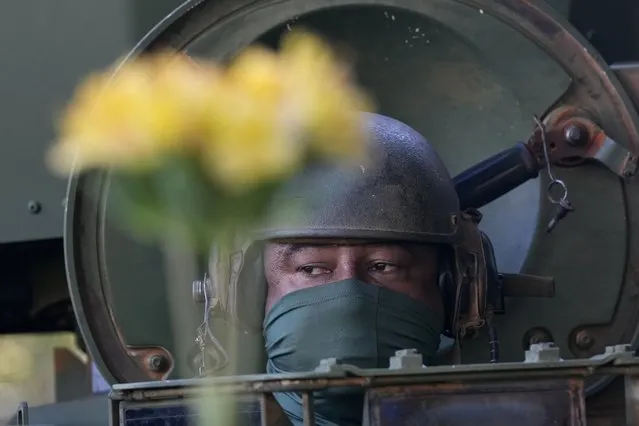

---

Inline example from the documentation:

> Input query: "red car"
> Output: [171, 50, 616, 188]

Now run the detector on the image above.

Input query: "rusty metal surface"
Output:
[108, 353, 639, 426]
[110, 354, 639, 426]
[260, 393, 291, 426]
[586, 376, 626, 426]
[111, 352, 630, 401]
[365, 379, 585, 426]
[530, 107, 639, 175]
[126, 345, 174, 380]
[66, 172, 154, 384]
[65, 167, 177, 384]
[492, 104, 638, 180]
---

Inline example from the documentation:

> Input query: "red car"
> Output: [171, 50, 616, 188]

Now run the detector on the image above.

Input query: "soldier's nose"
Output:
[333, 268, 357, 281]
[331, 247, 365, 281]
[332, 261, 362, 282]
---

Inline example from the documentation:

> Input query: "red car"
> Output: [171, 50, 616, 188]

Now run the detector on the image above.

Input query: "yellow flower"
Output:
[201, 46, 305, 192]
[47, 52, 220, 175]
[226, 46, 286, 102]
[47, 30, 373, 192]
[280, 31, 373, 161]
[200, 33, 373, 192]
[150, 53, 224, 137]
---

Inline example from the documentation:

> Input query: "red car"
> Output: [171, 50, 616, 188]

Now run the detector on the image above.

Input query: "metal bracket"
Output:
[126, 346, 174, 380]
[533, 107, 639, 178]
[591, 344, 635, 361]
[314, 350, 429, 375]
[192, 276, 216, 305]
[314, 358, 356, 374]
[388, 349, 426, 371]
[591, 135, 638, 177]
[524, 342, 562, 363]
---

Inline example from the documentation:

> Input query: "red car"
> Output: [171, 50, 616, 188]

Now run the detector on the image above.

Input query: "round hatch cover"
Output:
[65, 0, 639, 397]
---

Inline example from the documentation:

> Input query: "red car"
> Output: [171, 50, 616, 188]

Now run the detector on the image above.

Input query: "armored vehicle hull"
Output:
[10, 0, 639, 424]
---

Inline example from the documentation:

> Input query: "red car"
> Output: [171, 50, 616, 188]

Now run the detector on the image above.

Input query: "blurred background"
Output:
[0, 1, 181, 421]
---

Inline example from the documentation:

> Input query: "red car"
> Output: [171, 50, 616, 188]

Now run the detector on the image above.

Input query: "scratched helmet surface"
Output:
[256, 112, 460, 243]
[221, 112, 463, 364]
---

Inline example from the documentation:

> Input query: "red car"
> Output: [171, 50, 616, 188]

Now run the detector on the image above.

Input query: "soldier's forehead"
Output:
[264, 240, 438, 256]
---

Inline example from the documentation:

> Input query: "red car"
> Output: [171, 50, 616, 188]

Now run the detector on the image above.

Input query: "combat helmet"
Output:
[210, 112, 490, 348]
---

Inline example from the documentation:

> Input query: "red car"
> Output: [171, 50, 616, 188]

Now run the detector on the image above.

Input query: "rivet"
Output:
[574, 330, 594, 350]
[27, 201, 41, 214]
[147, 354, 168, 373]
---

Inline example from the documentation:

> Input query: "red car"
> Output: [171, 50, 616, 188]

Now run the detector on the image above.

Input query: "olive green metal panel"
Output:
[129, 0, 188, 41]
[0, 0, 131, 243]
[0, 0, 185, 245]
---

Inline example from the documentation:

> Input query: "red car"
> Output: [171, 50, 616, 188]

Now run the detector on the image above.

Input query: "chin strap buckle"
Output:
[450, 209, 488, 341]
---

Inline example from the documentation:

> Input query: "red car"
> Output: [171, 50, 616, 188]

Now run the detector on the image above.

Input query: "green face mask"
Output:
[263, 279, 443, 426]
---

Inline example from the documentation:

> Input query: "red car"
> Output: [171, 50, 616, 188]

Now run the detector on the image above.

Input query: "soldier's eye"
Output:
[369, 262, 398, 272]
[298, 265, 330, 276]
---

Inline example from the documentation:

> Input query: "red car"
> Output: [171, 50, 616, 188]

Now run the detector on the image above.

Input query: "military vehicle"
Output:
[6, 0, 639, 424]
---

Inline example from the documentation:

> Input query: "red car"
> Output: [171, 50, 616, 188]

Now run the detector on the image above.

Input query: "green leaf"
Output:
[106, 153, 310, 254]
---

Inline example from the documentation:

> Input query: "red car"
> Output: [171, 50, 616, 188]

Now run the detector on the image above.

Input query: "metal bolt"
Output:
[27, 201, 41, 214]
[389, 349, 424, 370]
[564, 124, 587, 146]
[524, 342, 561, 363]
[604, 344, 634, 356]
[315, 357, 340, 373]
[189, 349, 223, 375]
[192, 278, 214, 304]
[623, 156, 638, 178]
[590, 343, 634, 361]
[523, 327, 553, 349]
[395, 349, 417, 356]
[319, 357, 338, 366]
[147, 354, 167, 373]
[574, 330, 594, 350]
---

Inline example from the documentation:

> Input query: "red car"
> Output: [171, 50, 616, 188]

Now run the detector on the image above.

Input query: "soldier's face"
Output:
[263, 241, 443, 315]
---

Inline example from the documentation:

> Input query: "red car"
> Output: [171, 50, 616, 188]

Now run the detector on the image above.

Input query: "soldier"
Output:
[218, 112, 485, 426]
